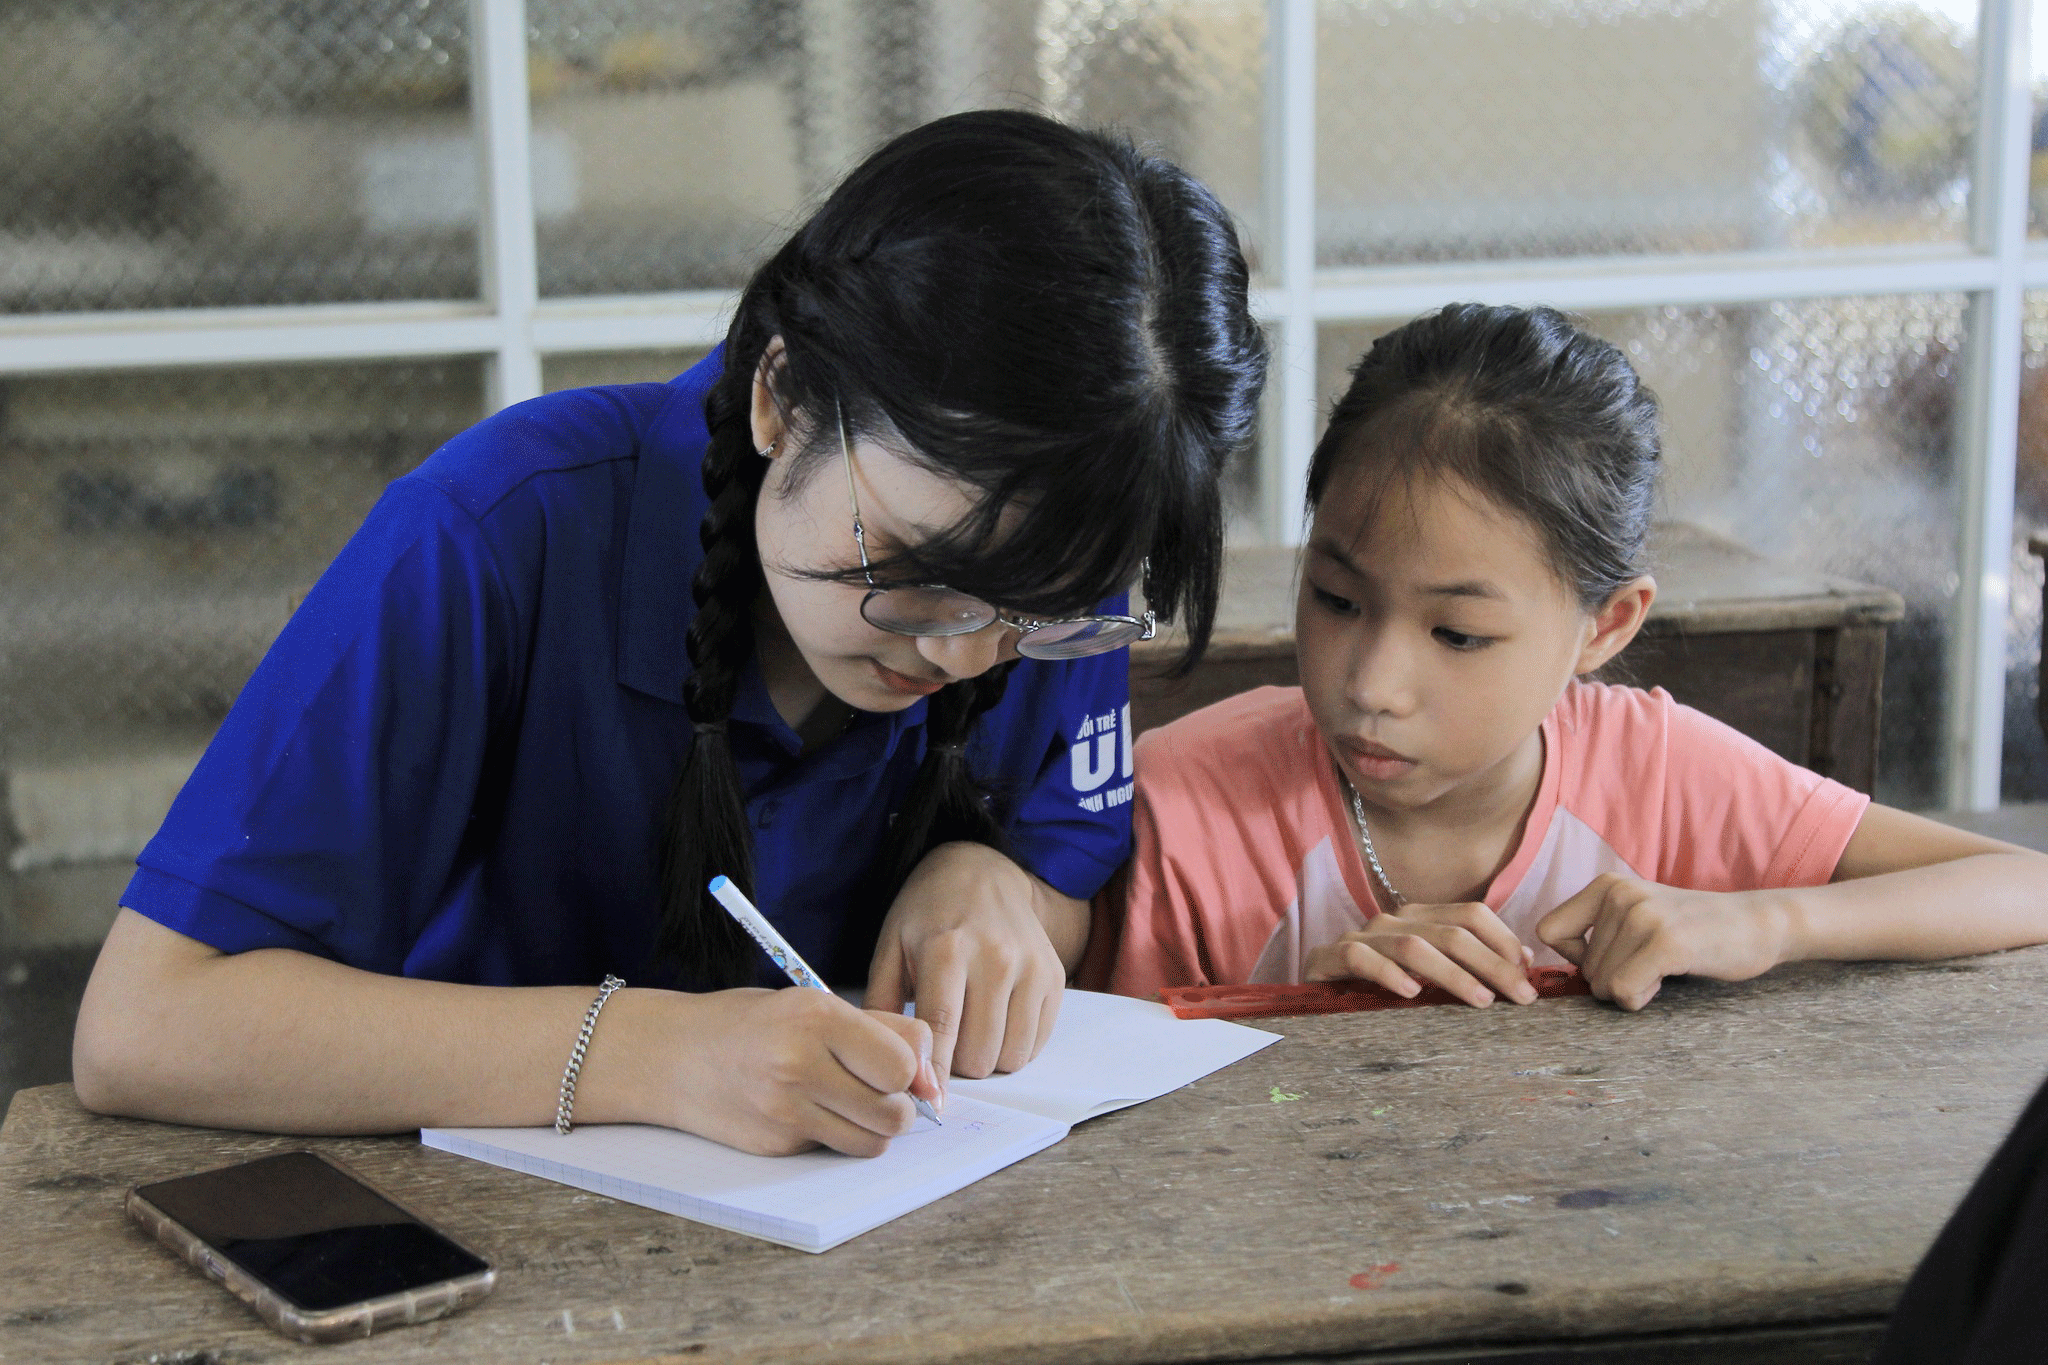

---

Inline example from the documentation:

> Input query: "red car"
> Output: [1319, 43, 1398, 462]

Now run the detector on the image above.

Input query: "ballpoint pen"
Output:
[708, 875, 942, 1125]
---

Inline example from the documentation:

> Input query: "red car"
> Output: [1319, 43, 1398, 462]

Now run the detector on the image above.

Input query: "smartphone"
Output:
[127, 1150, 495, 1343]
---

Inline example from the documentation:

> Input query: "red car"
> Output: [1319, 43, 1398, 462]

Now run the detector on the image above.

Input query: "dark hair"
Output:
[661, 109, 1267, 985]
[1308, 303, 1660, 609]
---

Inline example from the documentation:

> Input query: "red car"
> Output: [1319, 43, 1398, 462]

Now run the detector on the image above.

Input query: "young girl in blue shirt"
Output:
[71, 111, 1266, 1158]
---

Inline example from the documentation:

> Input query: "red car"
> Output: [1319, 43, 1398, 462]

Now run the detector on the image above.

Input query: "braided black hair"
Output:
[660, 109, 1267, 986]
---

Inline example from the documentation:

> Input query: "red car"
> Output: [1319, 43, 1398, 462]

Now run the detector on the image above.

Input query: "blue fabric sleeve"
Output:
[1002, 641, 1136, 902]
[123, 477, 520, 972]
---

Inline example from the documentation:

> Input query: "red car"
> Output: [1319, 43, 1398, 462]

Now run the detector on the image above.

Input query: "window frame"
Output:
[0, 0, 2032, 809]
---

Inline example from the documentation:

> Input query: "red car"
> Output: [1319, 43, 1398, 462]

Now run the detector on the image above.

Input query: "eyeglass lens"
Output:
[860, 587, 1145, 660]
[859, 586, 997, 637]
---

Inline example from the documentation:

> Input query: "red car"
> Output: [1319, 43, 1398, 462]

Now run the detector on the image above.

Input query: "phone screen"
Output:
[133, 1152, 489, 1313]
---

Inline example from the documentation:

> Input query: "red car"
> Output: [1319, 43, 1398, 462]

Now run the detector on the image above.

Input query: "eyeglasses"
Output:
[836, 404, 1156, 661]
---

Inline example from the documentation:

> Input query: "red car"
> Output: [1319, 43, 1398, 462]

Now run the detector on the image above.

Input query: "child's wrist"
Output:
[1753, 888, 1812, 965]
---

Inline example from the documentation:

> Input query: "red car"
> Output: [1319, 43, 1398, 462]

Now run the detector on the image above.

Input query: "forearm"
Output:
[1768, 852, 2048, 965]
[73, 910, 671, 1134]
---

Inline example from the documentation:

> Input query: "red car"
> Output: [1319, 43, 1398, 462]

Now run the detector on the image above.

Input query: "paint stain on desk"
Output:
[1349, 1263, 1401, 1290]
[1270, 1086, 1305, 1103]
[1556, 1187, 1669, 1210]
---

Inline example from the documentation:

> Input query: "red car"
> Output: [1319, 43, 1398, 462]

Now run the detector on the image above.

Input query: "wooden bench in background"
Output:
[1132, 522, 1906, 794]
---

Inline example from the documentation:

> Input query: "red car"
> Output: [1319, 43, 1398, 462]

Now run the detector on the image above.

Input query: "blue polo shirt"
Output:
[122, 353, 1137, 991]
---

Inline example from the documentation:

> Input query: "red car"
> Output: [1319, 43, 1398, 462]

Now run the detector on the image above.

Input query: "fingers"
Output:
[1585, 910, 1684, 1013]
[1028, 981, 1060, 1068]
[988, 953, 1062, 1075]
[912, 937, 969, 1081]
[1367, 935, 1503, 1008]
[1307, 906, 1537, 1007]
[717, 992, 925, 1157]
[1426, 908, 1537, 1004]
[864, 940, 908, 1015]
[1536, 876, 1620, 964]
[1450, 905, 1528, 974]
[800, 1091, 918, 1158]
[863, 1011, 946, 1112]
[1564, 880, 1693, 1012]
[792, 1007, 936, 1152]
[904, 930, 1063, 1079]
[1311, 935, 1499, 1007]
[953, 963, 1012, 1080]
[1305, 940, 1420, 996]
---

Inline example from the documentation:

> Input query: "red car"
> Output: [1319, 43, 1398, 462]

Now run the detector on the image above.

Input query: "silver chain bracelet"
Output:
[555, 974, 626, 1135]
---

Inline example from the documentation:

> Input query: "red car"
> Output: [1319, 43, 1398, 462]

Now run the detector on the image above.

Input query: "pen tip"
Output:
[708, 875, 728, 893]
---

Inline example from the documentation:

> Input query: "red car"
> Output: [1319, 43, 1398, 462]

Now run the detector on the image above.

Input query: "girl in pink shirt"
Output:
[1088, 304, 2048, 1011]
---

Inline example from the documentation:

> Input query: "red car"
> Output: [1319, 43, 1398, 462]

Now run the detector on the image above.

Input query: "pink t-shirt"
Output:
[1082, 681, 1871, 1000]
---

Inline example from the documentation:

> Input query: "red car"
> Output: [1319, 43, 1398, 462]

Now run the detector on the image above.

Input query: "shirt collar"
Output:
[729, 654, 929, 777]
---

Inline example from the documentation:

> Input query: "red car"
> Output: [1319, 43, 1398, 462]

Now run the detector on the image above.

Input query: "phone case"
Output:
[126, 1152, 496, 1343]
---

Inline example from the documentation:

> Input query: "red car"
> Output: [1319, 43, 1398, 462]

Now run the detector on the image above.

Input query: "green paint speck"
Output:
[1270, 1086, 1305, 1103]
[1371, 1107, 1389, 1116]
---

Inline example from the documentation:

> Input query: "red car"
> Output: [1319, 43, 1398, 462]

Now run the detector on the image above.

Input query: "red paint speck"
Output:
[1349, 1262, 1401, 1290]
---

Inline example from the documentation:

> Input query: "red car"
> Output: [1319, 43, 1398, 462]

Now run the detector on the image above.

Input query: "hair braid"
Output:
[655, 399, 768, 985]
[855, 664, 1017, 930]
[646, 109, 1264, 985]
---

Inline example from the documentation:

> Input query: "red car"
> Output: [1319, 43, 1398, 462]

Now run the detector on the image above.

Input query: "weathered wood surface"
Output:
[6, 951, 2047, 1365]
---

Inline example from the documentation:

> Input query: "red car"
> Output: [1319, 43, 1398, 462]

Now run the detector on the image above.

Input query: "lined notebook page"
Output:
[949, 989, 1280, 1124]
[424, 1095, 1065, 1253]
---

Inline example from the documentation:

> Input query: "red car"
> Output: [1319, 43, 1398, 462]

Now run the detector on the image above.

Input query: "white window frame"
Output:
[0, 0, 2034, 809]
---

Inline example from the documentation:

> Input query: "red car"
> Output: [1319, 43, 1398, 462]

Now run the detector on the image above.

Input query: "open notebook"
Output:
[422, 990, 1277, 1252]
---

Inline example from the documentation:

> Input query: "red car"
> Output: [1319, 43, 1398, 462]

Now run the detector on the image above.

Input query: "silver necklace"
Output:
[1341, 772, 1407, 907]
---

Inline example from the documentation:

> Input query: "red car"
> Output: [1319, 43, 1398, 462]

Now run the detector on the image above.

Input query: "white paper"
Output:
[421, 989, 1277, 1252]
[425, 1095, 1064, 1253]
[950, 989, 1280, 1124]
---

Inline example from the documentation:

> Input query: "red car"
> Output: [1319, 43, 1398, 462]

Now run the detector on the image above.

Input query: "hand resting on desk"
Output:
[1304, 901, 1538, 1009]
[1537, 805, 2048, 1012]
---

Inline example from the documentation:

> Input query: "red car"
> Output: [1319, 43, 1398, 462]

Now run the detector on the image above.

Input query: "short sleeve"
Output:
[1650, 692, 1871, 891]
[121, 477, 521, 971]
[1001, 636, 1135, 902]
[1077, 726, 1221, 997]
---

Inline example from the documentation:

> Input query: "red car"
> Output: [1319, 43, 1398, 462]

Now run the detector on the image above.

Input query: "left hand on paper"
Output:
[1536, 873, 1788, 1011]
[866, 840, 1076, 1080]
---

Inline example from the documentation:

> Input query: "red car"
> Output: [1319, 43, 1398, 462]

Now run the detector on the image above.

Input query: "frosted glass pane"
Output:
[1, 0, 479, 312]
[1320, 296, 1965, 806]
[2009, 297, 2048, 799]
[541, 350, 713, 393]
[1317, 0, 1976, 267]
[0, 360, 484, 762]
[2032, 24, 2048, 238]
[1035, 1, 1268, 270]
[527, 0, 1266, 296]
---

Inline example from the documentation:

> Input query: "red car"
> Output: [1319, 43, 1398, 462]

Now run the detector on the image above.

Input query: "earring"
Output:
[756, 440, 776, 457]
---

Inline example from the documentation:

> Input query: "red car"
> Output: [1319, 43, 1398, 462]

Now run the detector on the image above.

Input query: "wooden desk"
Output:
[8, 951, 2047, 1364]
[1133, 524, 1906, 794]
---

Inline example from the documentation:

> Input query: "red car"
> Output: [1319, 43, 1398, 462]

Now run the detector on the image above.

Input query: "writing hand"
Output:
[659, 987, 941, 1157]
[865, 841, 1066, 1080]
[1536, 873, 1789, 1011]
[1304, 901, 1537, 1007]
